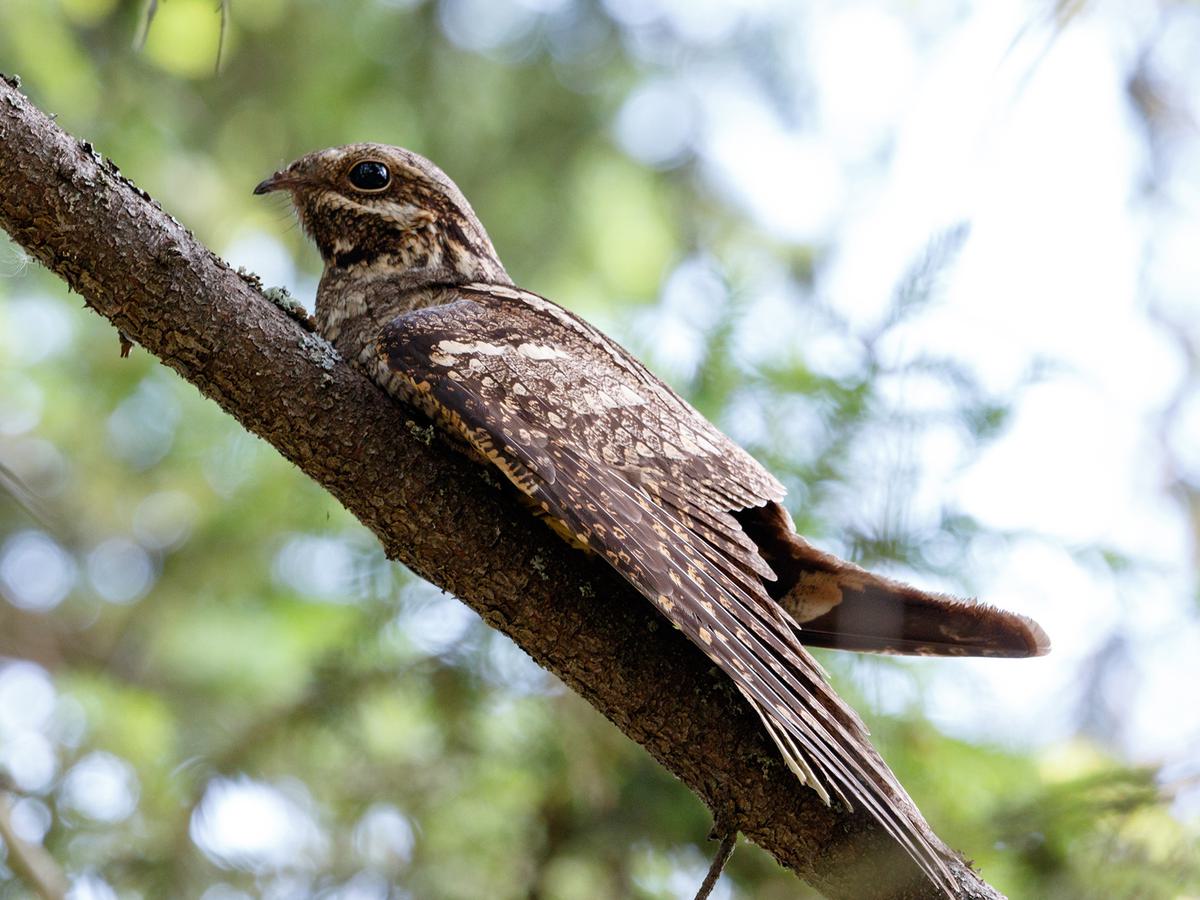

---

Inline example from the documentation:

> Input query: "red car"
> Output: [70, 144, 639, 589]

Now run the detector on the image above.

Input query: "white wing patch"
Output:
[517, 342, 571, 361]
[431, 339, 509, 367]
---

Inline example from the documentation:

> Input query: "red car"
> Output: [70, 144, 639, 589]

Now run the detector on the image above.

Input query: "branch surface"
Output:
[0, 76, 1003, 900]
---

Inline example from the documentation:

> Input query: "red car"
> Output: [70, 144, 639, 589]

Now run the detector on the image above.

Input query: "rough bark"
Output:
[0, 76, 1004, 900]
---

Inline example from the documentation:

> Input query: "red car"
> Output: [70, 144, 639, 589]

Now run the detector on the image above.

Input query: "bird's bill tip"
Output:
[252, 174, 282, 194]
[253, 172, 296, 195]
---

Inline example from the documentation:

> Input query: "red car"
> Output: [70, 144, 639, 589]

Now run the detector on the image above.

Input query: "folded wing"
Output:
[377, 289, 960, 895]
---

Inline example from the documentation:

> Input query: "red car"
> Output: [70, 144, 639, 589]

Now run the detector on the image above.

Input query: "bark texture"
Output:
[0, 76, 1004, 900]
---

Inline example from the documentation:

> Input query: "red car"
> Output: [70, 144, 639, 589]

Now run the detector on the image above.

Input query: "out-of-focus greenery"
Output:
[0, 1, 1197, 898]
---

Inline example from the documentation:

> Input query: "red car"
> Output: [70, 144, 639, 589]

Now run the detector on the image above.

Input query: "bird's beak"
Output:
[253, 171, 301, 195]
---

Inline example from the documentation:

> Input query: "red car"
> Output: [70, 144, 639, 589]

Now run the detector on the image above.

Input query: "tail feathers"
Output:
[788, 569, 1050, 657]
[736, 502, 1051, 659]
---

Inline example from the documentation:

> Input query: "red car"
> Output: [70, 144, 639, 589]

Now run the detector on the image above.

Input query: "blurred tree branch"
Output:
[0, 76, 1004, 900]
[137, 0, 230, 73]
[0, 788, 69, 900]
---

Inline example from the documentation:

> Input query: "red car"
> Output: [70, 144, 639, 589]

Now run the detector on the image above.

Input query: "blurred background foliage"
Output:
[1, 0, 1198, 897]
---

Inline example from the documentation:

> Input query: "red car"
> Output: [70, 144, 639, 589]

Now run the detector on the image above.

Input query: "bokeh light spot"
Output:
[0, 530, 75, 611]
[60, 752, 139, 823]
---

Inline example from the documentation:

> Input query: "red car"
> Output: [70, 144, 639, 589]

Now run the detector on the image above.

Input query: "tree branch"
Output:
[0, 76, 1004, 900]
[0, 789, 68, 900]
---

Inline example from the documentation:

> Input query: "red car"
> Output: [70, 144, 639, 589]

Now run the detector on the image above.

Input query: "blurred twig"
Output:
[872, 223, 970, 339]
[134, 0, 157, 49]
[216, 0, 229, 74]
[136, 0, 231, 73]
[0, 789, 69, 900]
[0, 459, 54, 528]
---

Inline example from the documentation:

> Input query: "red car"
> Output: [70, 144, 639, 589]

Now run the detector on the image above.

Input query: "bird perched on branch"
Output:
[255, 144, 1049, 898]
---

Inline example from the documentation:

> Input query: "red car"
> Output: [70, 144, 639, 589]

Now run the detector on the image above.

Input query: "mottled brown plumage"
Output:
[256, 143, 1050, 897]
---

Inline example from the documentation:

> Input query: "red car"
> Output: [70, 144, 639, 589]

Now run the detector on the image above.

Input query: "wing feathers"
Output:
[533, 443, 955, 893]
[379, 299, 958, 895]
[649, 478, 776, 580]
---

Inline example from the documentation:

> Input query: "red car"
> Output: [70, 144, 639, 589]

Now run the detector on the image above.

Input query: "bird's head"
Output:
[254, 143, 508, 285]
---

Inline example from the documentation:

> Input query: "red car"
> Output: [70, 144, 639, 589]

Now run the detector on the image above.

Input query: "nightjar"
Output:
[255, 144, 1049, 897]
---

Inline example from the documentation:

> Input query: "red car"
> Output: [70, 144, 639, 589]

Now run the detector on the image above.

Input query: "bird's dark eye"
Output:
[348, 161, 391, 191]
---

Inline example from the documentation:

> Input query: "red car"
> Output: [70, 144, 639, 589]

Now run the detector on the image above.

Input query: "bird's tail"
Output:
[737, 502, 1051, 658]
